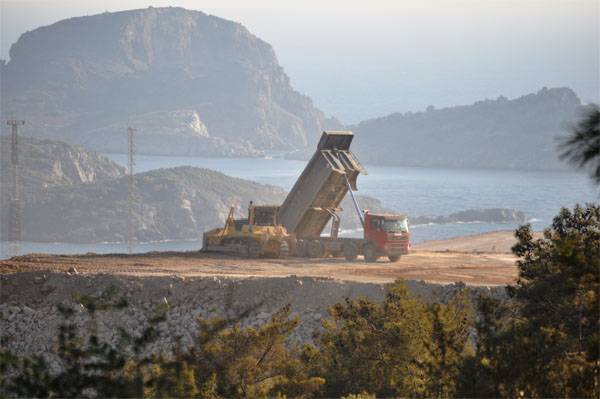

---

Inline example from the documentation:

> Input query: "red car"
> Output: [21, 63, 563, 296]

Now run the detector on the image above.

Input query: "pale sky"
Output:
[1, 0, 598, 122]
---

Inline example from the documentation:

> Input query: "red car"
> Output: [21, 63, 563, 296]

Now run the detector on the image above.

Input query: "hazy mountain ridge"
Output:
[0, 8, 585, 171]
[1, 7, 339, 156]
[350, 87, 582, 170]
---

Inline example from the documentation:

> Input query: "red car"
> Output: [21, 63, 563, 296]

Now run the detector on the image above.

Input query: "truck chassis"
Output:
[295, 236, 409, 262]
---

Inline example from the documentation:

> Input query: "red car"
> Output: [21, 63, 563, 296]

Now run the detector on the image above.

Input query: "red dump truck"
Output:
[278, 131, 410, 262]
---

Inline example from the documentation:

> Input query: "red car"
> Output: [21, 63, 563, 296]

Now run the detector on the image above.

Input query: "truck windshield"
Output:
[383, 218, 409, 233]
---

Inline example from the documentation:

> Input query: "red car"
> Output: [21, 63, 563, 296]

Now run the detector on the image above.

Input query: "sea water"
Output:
[2, 154, 597, 258]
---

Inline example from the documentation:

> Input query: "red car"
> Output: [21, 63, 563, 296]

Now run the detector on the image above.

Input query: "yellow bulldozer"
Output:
[202, 202, 293, 258]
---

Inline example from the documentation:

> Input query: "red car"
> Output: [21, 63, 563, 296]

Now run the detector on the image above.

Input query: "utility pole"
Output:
[127, 126, 136, 254]
[6, 119, 25, 257]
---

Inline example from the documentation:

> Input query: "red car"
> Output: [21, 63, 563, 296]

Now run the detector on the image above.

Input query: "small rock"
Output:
[256, 312, 270, 321]
[68, 266, 78, 275]
[40, 285, 54, 295]
[22, 306, 35, 316]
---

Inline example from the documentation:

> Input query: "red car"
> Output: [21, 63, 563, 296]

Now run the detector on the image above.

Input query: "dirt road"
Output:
[0, 231, 521, 286]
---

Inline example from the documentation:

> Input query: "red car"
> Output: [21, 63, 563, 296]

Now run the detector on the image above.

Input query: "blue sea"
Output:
[1, 154, 597, 258]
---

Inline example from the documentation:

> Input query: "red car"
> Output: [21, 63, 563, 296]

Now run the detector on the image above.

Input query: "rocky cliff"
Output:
[0, 7, 339, 156]
[350, 87, 582, 170]
[0, 136, 124, 188]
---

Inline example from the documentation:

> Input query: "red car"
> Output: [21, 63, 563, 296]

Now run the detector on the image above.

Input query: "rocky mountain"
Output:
[0, 136, 124, 189]
[0, 7, 339, 157]
[0, 8, 585, 171]
[350, 87, 582, 170]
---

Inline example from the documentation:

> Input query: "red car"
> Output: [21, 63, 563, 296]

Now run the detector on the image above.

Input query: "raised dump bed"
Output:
[278, 131, 365, 238]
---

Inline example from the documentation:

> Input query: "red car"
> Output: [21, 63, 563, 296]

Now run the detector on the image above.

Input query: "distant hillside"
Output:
[21, 166, 289, 243]
[0, 136, 124, 189]
[350, 87, 582, 170]
[0, 7, 339, 157]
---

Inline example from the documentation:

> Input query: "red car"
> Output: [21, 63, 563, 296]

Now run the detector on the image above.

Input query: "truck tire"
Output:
[278, 241, 290, 258]
[286, 239, 297, 257]
[363, 243, 379, 263]
[307, 240, 324, 258]
[343, 243, 358, 261]
[388, 255, 400, 262]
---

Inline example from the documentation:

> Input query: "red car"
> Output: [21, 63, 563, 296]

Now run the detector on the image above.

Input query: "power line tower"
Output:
[127, 126, 136, 254]
[6, 119, 25, 257]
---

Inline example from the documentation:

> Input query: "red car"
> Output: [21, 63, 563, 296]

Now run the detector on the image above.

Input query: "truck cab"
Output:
[363, 211, 410, 262]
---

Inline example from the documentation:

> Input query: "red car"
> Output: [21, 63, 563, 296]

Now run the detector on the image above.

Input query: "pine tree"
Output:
[559, 104, 600, 184]
[309, 280, 474, 398]
[459, 204, 600, 398]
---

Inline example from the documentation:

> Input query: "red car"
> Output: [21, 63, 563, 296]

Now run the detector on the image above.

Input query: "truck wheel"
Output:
[306, 240, 323, 258]
[343, 243, 358, 261]
[278, 241, 290, 258]
[295, 240, 307, 257]
[363, 243, 379, 263]
[287, 239, 297, 257]
[388, 255, 400, 262]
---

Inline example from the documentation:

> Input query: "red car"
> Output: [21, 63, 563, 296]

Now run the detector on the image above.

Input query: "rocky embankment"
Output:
[0, 272, 505, 369]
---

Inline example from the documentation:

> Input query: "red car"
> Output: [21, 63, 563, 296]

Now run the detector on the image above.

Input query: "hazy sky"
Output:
[1, 0, 598, 123]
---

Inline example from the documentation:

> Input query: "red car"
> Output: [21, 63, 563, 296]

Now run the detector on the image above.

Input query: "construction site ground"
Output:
[0, 230, 531, 286]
